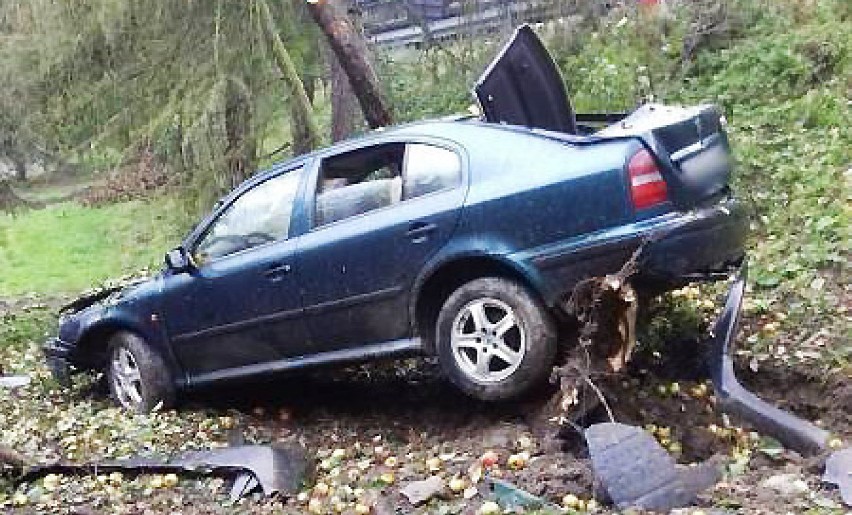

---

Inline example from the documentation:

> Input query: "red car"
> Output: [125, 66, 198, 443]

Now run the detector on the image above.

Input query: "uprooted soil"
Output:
[3, 349, 849, 514]
[147, 353, 847, 514]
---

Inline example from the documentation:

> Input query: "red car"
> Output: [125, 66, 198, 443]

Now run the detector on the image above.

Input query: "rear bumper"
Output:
[526, 198, 748, 304]
[639, 198, 748, 282]
[706, 261, 830, 456]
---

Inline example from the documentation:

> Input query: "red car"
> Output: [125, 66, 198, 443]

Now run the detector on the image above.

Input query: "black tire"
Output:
[435, 277, 556, 401]
[106, 331, 176, 413]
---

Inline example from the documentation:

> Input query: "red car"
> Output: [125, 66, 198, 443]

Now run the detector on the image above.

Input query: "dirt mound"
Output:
[77, 147, 172, 206]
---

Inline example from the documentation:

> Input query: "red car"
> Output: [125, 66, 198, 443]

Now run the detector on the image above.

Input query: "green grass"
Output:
[0, 197, 189, 297]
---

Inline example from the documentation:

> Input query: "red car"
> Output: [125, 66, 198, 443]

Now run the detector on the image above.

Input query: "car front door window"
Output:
[194, 169, 301, 264]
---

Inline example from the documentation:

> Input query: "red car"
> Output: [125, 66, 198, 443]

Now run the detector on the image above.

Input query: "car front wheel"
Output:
[107, 331, 175, 413]
[436, 277, 556, 401]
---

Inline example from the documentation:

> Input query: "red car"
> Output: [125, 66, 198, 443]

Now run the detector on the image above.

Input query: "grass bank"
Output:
[0, 197, 188, 297]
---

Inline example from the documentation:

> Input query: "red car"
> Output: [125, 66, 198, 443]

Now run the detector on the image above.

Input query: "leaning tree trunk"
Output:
[329, 48, 362, 141]
[306, 0, 393, 129]
[259, 0, 321, 155]
[224, 78, 255, 188]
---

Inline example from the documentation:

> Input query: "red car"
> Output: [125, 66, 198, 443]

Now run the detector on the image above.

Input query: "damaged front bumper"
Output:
[706, 260, 830, 456]
[43, 337, 74, 386]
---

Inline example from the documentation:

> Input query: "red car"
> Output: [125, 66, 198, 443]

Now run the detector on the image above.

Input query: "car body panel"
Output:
[475, 24, 577, 134]
[45, 26, 748, 395]
[292, 135, 470, 354]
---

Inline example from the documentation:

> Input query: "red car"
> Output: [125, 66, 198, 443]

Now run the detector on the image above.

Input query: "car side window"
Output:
[314, 143, 405, 227]
[402, 143, 462, 200]
[193, 168, 302, 263]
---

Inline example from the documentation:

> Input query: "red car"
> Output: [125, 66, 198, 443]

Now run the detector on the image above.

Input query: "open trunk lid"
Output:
[474, 24, 577, 135]
[475, 25, 732, 209]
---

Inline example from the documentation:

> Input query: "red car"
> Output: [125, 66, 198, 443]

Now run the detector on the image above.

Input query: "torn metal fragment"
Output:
[823, 447, 852, 506]
[400, 475, 446, 506]
[585, 422, 720, 512]
[230, 471, 261, 501]
[20, 444, 311, 499]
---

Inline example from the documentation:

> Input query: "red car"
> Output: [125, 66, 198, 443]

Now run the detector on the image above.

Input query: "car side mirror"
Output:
[164, 247, 192, 273]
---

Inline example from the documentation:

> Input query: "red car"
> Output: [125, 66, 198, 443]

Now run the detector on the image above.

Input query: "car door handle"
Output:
[264, 263, 291, 280]
[406, 222, 437, 242]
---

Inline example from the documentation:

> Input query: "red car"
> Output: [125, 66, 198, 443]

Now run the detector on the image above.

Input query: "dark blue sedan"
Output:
[45, 26, 747, 411]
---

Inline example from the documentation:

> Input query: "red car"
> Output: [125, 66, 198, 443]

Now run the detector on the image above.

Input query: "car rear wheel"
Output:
[107, 331, 175, 413]
[436, 277, 556, 401]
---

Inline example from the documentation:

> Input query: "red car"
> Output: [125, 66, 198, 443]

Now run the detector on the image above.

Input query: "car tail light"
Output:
[628, 148, 669, 209]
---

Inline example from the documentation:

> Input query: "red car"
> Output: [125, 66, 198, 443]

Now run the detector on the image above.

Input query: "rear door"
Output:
[294, 138, 467, 354]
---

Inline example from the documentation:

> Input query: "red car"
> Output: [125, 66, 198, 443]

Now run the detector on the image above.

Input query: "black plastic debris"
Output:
[585, 422, 720, 512]
[20, 444, 311, 501]
[823, 447, 852, 507]
[706, 261, 830, 456]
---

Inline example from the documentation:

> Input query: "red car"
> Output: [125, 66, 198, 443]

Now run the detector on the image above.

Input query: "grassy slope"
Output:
[552, 0, 851, 370]
[0, 198, 186, 297]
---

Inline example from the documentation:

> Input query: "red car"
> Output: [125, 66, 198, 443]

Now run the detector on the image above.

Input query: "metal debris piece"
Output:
[823, 448, 852, 506]
[0, 375, 30, 388]
[486, 478, 561, 512]
[229, 471, 261, 501]
[585, 422, 720, 512]
[21, 444, 311, 499]
[400, 475, 446, 506]
[706, 261, 831, 456]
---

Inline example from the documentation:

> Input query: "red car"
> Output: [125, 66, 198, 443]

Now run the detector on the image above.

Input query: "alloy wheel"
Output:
[450, 298, 526, 384]
[110, 346, 144, 410]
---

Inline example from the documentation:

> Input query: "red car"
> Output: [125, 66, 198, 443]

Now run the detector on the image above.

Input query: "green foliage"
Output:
[378, 43, 496, 122]
[0, 196, 189, 296]
[0, 308, 54, 357]
[0, 0, 323, 212]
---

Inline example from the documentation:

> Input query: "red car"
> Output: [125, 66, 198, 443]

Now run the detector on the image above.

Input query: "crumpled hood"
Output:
[60, 273, 158, 314]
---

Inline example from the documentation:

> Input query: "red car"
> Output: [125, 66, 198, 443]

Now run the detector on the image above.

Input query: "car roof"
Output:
[240, 116, 587, 194]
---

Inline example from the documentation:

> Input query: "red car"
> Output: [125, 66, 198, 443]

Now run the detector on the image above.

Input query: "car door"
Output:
[160, 165, 310, 378]
[294, 138, 467, 354]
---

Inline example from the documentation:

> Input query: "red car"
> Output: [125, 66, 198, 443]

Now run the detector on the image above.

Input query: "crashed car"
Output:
[44, 25, 747, 412]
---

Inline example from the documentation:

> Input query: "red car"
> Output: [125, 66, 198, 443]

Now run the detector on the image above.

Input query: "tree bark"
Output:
[306, 0, 393, 129]
[258, 0, 321, 155]
[224, 78, 255, 188]
[329, 41, 362, 141]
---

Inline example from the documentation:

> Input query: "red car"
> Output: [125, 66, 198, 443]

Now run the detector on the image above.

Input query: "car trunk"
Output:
[474, 25, 733, 210]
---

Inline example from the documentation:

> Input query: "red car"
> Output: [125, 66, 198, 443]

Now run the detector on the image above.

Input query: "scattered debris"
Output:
[0, 375, 30, 389]
[823, 448, 852, 506]
[585, 422, 721, 512]
[20, 444, 311, 500]
[486, 477, 561, 512]
[760, 473, 811, 498]
[77, 146, 171, 207]
[705, 262, 831, 456]
[400, 475, 447, 506]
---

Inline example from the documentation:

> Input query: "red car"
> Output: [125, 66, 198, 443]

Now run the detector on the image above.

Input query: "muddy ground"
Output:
[5, 350, 847, 515]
